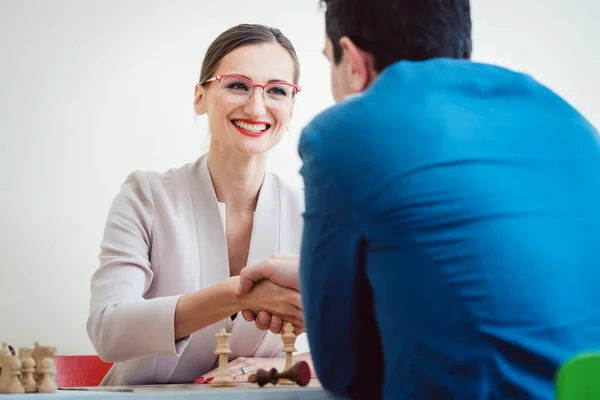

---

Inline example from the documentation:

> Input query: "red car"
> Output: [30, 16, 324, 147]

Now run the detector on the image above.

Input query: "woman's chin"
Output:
[233, 135, 280, 155]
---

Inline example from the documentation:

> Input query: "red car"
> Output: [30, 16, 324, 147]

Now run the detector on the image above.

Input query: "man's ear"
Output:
[194, 84, 207, 115]
[339, 36, 376, 93]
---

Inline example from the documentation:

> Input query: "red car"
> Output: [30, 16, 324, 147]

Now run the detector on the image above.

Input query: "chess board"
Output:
[29, 380, 339, 400]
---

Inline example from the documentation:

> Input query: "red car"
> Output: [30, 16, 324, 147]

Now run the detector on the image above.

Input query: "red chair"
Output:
[53, 355, 113, 387]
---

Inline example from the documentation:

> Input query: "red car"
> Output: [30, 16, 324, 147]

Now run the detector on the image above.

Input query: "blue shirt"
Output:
[298, 58, 600, 400]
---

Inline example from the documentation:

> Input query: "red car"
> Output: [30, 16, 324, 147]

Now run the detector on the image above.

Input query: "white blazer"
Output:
[87, 153, 306, 385]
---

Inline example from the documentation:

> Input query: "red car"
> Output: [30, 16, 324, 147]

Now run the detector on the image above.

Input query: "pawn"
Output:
[248, 361, 311, 387]
[21, 356, 37, 393]
[0, 355, 24, 394]
[248, 367, 279, 387]
[37, 358, 57, 393]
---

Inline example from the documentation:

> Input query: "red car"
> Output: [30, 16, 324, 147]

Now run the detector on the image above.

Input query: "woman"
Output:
[87, 23, 312, 386]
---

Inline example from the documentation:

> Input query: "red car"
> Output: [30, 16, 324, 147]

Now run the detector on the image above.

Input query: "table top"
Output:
[0, 381, 342, 399]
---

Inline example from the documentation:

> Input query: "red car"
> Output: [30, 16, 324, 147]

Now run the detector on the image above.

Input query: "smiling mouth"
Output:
[231, 119, 272, 137]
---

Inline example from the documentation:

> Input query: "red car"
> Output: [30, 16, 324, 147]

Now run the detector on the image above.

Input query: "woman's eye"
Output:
[268, 87, 288, 97]
[227, 82, 249, 91]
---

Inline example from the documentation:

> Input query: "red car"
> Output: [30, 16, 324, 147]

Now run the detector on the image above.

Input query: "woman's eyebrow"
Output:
[235, 74, 290, 84]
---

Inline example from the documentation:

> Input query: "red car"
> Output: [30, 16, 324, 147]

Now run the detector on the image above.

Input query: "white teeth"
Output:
[232, 120, 268, 132]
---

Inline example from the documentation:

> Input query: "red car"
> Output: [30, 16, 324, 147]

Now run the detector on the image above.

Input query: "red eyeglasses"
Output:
[203, 74, 301, 109]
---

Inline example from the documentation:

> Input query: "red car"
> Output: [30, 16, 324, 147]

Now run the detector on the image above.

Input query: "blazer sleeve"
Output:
[298, 127, 384, 399]
[86, 171, 191, 362]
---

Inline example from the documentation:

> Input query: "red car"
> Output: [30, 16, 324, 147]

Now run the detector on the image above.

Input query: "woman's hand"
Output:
[238, 277, 304, 333]
[195, 357, 287, 383]
[237, 254, 304, 335]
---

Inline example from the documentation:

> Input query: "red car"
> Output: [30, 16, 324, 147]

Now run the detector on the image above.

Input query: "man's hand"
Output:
[236, 254, 302, 334]
[237, 253, 300, 295]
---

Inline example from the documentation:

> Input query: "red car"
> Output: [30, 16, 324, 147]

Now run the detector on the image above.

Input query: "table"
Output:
[0, 381, 343, 399]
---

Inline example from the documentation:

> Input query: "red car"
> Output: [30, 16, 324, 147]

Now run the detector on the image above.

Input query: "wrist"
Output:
[174, 276, 244, 340]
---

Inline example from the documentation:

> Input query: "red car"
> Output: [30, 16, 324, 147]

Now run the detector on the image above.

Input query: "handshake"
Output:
[235, 254, 304, 335]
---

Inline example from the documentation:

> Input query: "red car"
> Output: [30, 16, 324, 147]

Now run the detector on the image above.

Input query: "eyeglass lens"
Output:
[219, 76, 296, 108]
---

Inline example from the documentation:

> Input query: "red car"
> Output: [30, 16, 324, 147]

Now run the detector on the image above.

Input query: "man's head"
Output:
[321, 0, 472, 102]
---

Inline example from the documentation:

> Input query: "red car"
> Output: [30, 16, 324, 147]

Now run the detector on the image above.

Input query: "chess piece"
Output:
[0, 342, 8, 373]
[248, 367, 279, 387]
[211, 329, 235, 387]
[279, 322, 297, 384]
[32, 341, 56, 384]
[0, 355, 24, 394]
[19, 347, 37, 393]
[248, 361, 311, 387]
[37, 358, 57, 393]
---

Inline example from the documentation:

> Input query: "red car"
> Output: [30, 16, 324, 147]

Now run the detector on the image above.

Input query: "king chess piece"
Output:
[211, 328, 236, 387]
[279, 322, 297, 385]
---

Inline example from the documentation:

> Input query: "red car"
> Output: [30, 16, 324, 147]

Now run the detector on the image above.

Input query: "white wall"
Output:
[0, 0, 598, 355]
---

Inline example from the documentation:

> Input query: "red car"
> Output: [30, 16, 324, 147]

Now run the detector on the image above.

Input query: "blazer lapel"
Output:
[229, 172, 281, 356]
[188, 154, 231, 287]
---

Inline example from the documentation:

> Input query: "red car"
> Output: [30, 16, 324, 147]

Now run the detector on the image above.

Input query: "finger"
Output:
[255, 311, 272, 331]
[281, 311, 304, 331]
[242, 310, 256, 322]
[228, 360, 256, 379]
[271, 253, 300, 260]
[236, 261, 273, 295]
[197, 367, 217, 382]
[269, 315, 283, 334]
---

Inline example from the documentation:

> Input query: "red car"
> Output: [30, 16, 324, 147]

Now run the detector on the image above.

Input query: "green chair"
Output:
[556, 352, 600, 399]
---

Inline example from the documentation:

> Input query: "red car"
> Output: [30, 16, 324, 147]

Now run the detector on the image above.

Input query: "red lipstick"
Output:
[231, 119, 271, 137]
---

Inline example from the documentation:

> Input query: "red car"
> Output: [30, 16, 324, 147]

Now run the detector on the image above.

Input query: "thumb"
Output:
[236, 263, 272, 295]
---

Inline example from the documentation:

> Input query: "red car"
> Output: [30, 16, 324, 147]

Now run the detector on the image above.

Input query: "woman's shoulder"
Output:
[114, 158, 204, 207]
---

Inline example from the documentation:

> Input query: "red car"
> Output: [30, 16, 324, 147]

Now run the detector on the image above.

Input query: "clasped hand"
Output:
[236, 253, 304, 335]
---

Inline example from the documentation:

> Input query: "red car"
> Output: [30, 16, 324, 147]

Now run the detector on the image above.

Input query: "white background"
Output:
[0, 0, 598, 356]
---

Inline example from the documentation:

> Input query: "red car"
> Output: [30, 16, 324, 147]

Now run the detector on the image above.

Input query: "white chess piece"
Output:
[211, 328, 235, 387]
[279, 323, 297, 385]
[0, 355, 24, 394]
[37, 358, 57, 393]
[21, 356, 37, 392]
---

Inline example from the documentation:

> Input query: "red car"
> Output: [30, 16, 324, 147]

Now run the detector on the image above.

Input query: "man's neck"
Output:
[206, 142, 266, 213]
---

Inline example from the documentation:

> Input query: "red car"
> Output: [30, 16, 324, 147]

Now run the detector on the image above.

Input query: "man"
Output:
[239, 0, 600, 398]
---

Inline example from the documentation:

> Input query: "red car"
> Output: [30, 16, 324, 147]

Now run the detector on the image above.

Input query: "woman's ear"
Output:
[194, 84, 207, 116]
[338, 36, 375, 94]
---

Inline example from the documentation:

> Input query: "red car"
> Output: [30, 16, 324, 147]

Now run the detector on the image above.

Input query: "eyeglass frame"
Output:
[202, 74, 302, 106]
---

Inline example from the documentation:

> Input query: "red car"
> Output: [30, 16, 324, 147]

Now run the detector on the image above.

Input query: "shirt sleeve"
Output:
[298, 127, 384, 398]
[86, 171, 191, 362]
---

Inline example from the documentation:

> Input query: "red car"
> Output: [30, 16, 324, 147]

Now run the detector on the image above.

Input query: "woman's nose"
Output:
[242, 89, 267, 117]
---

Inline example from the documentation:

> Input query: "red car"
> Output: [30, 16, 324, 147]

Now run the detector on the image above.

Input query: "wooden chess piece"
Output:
[32, 341, 56, 385]
[37, 358, 57, 393]
[211, 329, 235, 387]
[248, 367, 278, 387]
[279, 322, 297, 384]
[248, 361, 311, 387]
[19, 347, 37, 393]
[0, 355, 24, 394]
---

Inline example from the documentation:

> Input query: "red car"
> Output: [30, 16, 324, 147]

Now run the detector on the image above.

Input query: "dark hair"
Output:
[199, 24, 300, 85]
[321, 0, 472, 72]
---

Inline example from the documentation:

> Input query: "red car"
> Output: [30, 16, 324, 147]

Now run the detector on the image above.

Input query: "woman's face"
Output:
[194, 43, 298, 156]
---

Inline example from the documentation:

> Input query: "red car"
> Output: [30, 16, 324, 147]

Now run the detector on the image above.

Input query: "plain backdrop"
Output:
[0, 0, 598, 356]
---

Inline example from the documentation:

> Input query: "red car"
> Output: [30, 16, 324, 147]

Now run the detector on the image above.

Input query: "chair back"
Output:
[53, 355, 113, 387]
